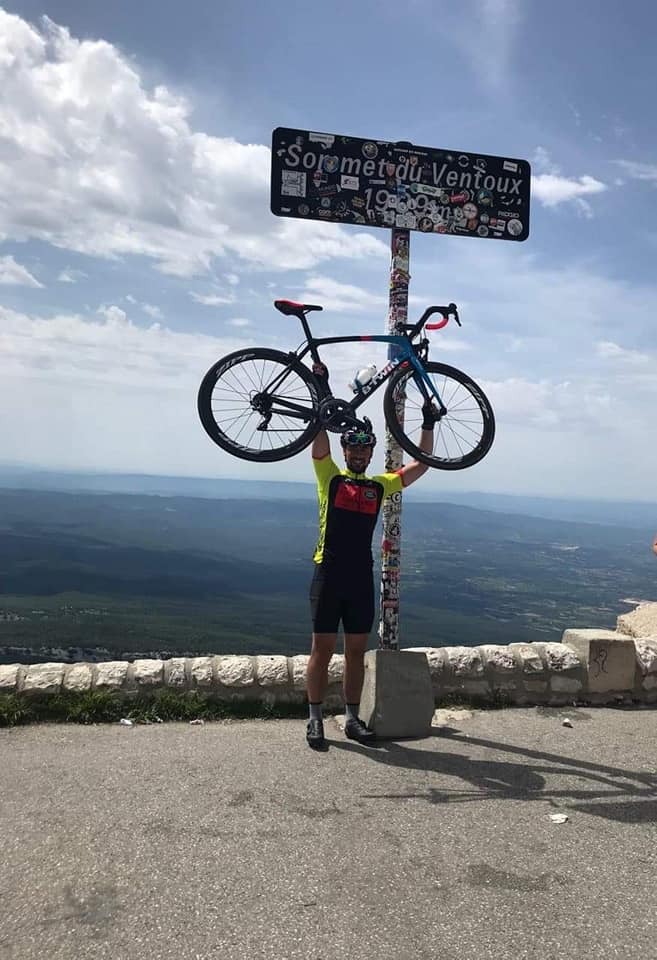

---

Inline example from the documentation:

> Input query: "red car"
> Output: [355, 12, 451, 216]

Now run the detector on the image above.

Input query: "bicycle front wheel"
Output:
[383, 361, 495, 470]
[197, 348, 321, 462]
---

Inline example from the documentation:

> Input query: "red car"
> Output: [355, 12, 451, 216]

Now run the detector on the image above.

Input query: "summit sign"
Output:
[271, 127, 531, 242]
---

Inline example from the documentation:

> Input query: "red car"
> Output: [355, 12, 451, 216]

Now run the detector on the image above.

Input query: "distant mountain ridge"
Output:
[1, 465, 655, 529]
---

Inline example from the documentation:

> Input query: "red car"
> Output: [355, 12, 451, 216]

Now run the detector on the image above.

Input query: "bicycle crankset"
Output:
[318, 397, 366, 433]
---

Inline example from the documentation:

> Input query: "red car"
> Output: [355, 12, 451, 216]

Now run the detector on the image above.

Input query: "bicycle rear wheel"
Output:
[383, 361, 495, 470]
[197, 348, 320, 462]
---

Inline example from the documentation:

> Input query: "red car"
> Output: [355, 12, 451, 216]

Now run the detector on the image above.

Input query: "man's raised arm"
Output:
[311, 362, 331, 460]
[396, 401, 438, 489]
[312, 429, 331, 460]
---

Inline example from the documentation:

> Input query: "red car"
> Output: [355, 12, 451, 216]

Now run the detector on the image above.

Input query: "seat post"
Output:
[300, 312, 320, 363]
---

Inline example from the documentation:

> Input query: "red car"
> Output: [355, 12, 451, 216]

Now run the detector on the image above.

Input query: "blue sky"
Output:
[1, 0, 656, 498]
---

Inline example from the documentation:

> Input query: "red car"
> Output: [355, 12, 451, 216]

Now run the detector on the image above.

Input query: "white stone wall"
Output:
[2, 617, 657, 708]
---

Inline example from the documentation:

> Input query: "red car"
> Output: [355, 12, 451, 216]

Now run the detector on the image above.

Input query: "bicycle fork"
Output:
[407, 355, 448, 418]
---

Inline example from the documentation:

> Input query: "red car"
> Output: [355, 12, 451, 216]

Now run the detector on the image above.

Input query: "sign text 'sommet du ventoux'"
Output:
[271, 127, 530, 241]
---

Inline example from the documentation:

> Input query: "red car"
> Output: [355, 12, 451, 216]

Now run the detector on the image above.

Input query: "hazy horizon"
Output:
[2, 463, 656, 528]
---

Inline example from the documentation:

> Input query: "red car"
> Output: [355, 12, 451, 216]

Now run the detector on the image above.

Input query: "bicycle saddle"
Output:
[274, 299, 323, 316]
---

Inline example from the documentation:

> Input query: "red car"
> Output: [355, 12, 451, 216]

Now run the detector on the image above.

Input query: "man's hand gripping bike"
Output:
[197, 299, 495, 470]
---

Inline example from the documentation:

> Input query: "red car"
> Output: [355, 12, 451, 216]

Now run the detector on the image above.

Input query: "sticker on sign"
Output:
[309, 132, 335, 148]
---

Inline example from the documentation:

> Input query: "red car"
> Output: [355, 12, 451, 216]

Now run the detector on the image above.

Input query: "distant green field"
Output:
[0, 591, 311, 657]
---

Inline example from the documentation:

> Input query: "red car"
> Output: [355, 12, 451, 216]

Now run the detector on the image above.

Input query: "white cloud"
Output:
[298, 276, 388, 313]
[0, 302, 254, 389]
[532, 174, 607, 215]
[483, 376, 614, 430]
[596, 340, 650, 364]
[614, 160, 657, 185]
[531, 146, 607, 216]
[225, 273, 240, 286]
[57, 268, 86, 283]
[532, 146, 555, 175]
[123, 295, 162, 319]
[97, 304, 129, 326]
[0, 254, 42, 287]
[190, 292, 236, 306]
[0, 10, 387, 278]
[227, 317, 251, 327]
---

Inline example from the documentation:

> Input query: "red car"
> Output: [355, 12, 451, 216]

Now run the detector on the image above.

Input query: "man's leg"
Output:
[305, 632, 337, 749]
[341, 566, 376, 743]
[343, 632, 376, 743]
[343, 633, 368, 705]
[308, 563, 339, 713]
[307, 632, 338, 704]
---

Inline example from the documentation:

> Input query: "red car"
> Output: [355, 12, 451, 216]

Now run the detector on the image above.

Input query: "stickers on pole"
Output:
[271, 128, 531, 241]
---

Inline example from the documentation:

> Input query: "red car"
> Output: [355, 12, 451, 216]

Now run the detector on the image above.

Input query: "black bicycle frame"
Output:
[261, 330, 441, 425]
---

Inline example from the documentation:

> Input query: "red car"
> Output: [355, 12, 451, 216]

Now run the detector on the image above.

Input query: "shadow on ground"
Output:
[328, 715, 657, 824]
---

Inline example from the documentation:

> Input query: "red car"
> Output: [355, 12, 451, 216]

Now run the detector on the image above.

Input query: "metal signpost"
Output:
[379, 227, 409, 650]
[271, 127, 531, 648]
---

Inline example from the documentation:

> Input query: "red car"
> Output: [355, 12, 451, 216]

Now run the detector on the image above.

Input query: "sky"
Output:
[1, 0, 656, 499]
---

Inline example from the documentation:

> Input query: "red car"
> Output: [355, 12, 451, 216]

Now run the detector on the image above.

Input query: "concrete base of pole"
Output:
[359, 649, 434, 739]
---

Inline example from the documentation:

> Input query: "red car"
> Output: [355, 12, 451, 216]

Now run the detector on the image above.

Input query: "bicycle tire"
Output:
[197, 347, 321, 462]
[383, 361, 495, 470]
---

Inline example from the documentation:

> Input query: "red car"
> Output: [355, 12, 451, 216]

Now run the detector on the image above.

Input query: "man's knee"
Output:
[344, 633, 369, 658]
[311, 633, 338, 660]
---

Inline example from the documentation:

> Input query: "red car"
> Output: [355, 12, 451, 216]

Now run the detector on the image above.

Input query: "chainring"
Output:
[318, 397, 364, 433]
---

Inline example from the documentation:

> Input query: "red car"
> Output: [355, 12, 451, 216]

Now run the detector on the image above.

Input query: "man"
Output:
[306, 363, 438, 750]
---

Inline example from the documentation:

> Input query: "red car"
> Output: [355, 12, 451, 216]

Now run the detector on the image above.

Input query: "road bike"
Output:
[197, 299, 495, 470]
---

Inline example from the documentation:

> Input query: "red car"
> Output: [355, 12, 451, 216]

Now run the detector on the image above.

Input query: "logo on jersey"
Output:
[334, 480, 378, 514]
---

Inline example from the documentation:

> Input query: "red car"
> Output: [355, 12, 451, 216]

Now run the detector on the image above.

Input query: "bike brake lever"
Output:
[448, 303, 461, 326]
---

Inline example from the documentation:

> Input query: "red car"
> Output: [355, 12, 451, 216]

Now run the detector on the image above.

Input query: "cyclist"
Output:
[306, 362, 439, 750]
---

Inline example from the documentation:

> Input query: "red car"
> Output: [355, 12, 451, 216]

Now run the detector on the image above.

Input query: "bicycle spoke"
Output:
[214, 409, 253, 431]
[257, 360, 267, 393]
[446, 417, 482, 439]
[211, 405, 251, 413]
[438, 423, 451, 459]
[223, 366, 255, 397]
[244, 423, 259, 449]
[232, 412, 258, 444]
[274, 411, 303, 433]
[443, 418, 466, 458]
[449, 395, 478, 411]
[243, 361, 263, 395]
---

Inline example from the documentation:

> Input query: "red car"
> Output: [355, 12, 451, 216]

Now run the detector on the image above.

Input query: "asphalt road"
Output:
[1, 707, 657, 960]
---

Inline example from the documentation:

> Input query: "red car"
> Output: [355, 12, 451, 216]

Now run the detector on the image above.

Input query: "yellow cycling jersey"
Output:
[312, 454, 404, 565]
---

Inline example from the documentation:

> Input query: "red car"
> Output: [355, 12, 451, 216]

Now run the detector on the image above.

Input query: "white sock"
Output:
[345, 703, 359, 722]
[309, 702, 323, 722]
